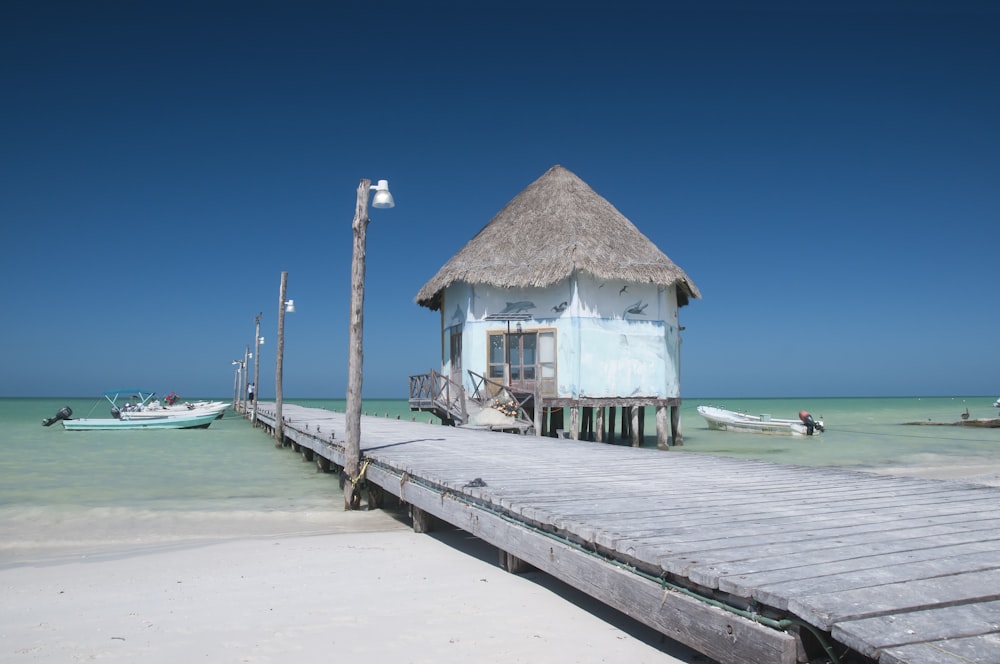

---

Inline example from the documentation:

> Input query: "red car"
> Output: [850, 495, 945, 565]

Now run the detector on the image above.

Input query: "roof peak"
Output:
[416, 166, 699, 310]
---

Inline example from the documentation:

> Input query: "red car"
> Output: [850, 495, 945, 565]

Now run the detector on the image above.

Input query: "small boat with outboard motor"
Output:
[43, 389, 225, 431]
[696, 405, 824, 436]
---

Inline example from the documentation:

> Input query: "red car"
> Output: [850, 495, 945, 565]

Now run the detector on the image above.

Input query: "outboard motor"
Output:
[798, 410, 824, 435]
[42, 406, 73, 427]
[111, 407, 122, 419]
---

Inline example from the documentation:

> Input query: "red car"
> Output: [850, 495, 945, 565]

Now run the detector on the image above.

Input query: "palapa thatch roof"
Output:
[415, 165, 700, 311]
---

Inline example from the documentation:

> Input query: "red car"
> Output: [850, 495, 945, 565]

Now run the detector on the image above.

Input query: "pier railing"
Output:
[466, 371, 532, 416]
[466, 370, 535, 431]
[408, 369, 468, 425]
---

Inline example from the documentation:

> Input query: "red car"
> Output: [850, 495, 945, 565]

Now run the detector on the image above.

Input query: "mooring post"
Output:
[656, 404, 670, 449]
[671, 404, 683, 446]
[629, 405, 640, 446]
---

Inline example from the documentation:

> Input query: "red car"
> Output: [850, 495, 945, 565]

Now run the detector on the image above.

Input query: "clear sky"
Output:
[2, 1, 997, 399]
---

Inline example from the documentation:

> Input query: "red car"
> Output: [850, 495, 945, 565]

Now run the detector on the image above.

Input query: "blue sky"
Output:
[2, 0, 997, 399]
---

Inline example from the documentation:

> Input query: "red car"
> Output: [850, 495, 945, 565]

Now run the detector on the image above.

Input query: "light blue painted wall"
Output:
[437, 272, 684, 399]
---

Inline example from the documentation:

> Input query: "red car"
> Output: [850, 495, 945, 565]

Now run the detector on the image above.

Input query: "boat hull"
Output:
[120, 402, 229, 420]
[697, 406, 819, 437]
[62, 411, 219, 430]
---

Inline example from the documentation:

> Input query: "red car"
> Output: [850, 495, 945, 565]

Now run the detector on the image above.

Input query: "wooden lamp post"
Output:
[274, 272, 294, 446]
[344, 178, 394, 510]
[231, 360, 242, 408]
[252, 312, 262, 425]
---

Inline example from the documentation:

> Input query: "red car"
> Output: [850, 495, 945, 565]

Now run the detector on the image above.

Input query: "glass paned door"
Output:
[489, 333, 506, 382]
[488, 330, 555, 396]
[448, 326, 462, 387]
[538, 331, 556, 397]
[508, 333, 537, 392]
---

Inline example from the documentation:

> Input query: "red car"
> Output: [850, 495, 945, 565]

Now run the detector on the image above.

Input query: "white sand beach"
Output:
[1, 507, 712, 664]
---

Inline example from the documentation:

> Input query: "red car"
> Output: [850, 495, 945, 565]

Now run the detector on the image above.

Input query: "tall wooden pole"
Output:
[252, 312, 261, 425]
[241, 345, 250, 415]
[344, 178, 370, 510]
[275, 271, 288, 447]
[232, 363, 239, 408]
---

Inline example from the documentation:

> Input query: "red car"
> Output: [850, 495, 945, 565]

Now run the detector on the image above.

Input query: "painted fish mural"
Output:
[500, 301, 535, 314]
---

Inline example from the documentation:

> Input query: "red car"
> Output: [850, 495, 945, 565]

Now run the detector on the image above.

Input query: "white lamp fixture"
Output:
[284, 299, 295, 313]
[371, 180, 394, 209]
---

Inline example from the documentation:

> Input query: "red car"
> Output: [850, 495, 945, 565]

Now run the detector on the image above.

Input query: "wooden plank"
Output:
[584, 497, 999, 553]
[717, 539, 1000, 604]
[647, 519, 1000, 589]
[630, 510, 1000, 565]
[831, 600, 1000, 659]
[880, 633, 1000, 664]
[789, 568, 1000, 631]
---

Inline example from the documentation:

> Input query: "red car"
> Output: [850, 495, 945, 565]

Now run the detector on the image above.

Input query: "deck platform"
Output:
[247, 402, 1000, 664]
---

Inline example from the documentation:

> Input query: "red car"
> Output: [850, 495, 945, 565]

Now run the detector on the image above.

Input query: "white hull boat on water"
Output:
[41, 389, 226, 431]
[697, 405, 824, 437]
[62, 411, 219, 430]
[122, 400, 229, 420]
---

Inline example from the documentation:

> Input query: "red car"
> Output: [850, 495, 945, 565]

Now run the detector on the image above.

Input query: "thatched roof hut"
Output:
[415, 165, 700, 311]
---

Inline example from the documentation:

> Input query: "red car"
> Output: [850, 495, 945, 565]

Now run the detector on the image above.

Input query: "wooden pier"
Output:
[246, 402, 1000, 664]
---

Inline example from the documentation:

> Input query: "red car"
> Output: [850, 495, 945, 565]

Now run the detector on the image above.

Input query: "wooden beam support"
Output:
[656, 405, 670, 450]
[630, 405, 641, 447]
[671, 404, 683, 446]
[411, 505, 434, 533]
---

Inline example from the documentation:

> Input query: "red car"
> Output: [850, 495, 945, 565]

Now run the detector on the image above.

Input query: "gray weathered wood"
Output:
[274, 272, 288, 446]
[832, 600, 1000, 659]
[630, 405, 641, 446]
[656, 404, 669, 448]
[344, 179, 371, 509]
[880, 633, 1000, 664]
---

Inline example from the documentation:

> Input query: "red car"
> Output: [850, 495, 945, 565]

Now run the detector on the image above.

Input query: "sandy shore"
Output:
[1, 507, 711, 664]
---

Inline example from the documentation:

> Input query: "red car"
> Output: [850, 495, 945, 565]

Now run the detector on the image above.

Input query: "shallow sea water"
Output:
[3, 395, 998, 564]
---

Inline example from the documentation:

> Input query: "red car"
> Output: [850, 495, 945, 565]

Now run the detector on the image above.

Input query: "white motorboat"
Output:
[62, 410, 220, 430]
[123, 399, 229, 420]
[102, 390, 228, 420]
[697, 405, 824, 436]
[43, 389, 227, 431]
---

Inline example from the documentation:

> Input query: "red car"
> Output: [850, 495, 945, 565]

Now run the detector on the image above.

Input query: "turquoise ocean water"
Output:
[3, 395, 998, 565]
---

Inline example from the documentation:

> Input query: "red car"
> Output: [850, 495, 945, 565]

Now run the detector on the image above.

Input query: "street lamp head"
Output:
[284, 299, 295, 313]
[370, 179, 394, 209]
[258, 336, 265, 345]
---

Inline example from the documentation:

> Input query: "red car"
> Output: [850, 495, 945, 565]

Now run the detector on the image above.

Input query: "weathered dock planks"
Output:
[247, 402, 1000, 664]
